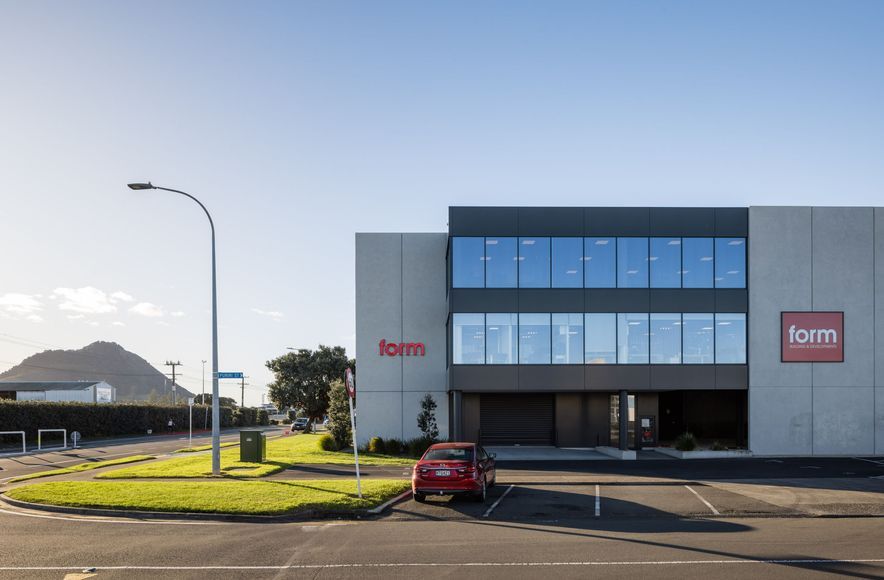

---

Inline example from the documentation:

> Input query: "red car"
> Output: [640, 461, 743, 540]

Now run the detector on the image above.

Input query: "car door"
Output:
[478, 446, 493, 482]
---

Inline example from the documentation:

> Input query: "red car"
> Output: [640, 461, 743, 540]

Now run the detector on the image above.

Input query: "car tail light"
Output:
[457, 466, 476, 474]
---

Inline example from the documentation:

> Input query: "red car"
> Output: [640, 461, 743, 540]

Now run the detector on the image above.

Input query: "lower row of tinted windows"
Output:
[452, 312, 746, 365]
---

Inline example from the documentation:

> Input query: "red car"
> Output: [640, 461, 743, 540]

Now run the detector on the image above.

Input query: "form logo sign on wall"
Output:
[781, 312, 844, 362]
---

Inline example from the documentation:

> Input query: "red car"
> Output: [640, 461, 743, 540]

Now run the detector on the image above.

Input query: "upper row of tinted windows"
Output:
[452, 237, 746, 289]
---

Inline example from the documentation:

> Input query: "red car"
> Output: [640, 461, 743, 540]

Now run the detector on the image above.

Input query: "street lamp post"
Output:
[127, 182, 222, 476]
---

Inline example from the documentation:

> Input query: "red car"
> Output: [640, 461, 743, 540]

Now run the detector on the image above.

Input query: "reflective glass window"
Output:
[552, 313, 584, 364]
[584, 238, 616, 288]
[452, 237, 484, 288]
[715, 238, 746, 288]
[452, 313, 484, 364]
[552, 238, 583, 288]
[682, 238, 714, 288]
[650, 313, 682, 364]
[617, 313, 649, 363]
[715, 313, 747, 363]
[519, 313, 551, 364]
[617, 238, 649, 288]
[650, 238, 681, 288]
[485, 238, 517, 288]
[518, 237, 550, 288]
[485, 313, 517, 364]
[585, 313, 617, 364]
[682, 313, 714, 364]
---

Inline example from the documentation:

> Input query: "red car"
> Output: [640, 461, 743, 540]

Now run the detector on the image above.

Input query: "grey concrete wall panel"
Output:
[715, 208, 749, 236]
[586, 365, 650, 390]
[715, 290, 749, 313]
[749, 387, 813, 455]
[877, 209, 884, 388]
[402, 390, 450, 441]
[811, 208, 874, 388]
[812, 386, 874, 455]
[402, 234, 449, 392]
[749, 207, 813, 388]
[650, 207, 715, 236]
[450, 289, 518, 313]
[356, 233, 404, 392]
[449, 207, 518, 236]
[356, 391, 403, 446]
[518, 207, 584, 236]
[649, 290, 715, 313]
[586, 289, 650, 312]
[586, 207, 651, 236]
[876, 388, 884, 454]
[716, 365, 749, 389]
[649, 366, 716, 390]
[519, 366, 584, 391]
[449, 366, 519, 391]
[519, 289, 584, 312]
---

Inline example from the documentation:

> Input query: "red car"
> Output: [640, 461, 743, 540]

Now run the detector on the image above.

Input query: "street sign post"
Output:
[217, 372, 243, 379]
[188, 397, 195, 449]
[345, 368, 361, 498]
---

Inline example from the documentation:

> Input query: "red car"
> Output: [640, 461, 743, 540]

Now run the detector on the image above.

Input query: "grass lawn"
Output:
[4, 479, 410, 515]
[174, 442, 237, 453]
[8, 455, 155, 483]
[98, 433, 414, 479]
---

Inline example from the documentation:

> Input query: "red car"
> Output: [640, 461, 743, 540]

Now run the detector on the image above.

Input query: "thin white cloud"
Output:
[251, 308, 284, 319]
[171, 311, 185, 318]
[0, 293, 43, 316]
[87, 321, 99, 327]
[66, 314, 86, 320]
[129, 302, 165, 317]
[156, 320, 170, 327]
[26, 314, 44, 323]
[53, 287, 117, 314]
[110, 291, 134, 303]
[111, 321, 125, 327]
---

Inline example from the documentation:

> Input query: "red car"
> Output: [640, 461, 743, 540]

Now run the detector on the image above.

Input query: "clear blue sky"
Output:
[1, 1, 883, 404]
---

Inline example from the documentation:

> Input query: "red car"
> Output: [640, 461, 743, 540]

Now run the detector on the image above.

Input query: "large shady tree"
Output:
[266, 345, 353, 427]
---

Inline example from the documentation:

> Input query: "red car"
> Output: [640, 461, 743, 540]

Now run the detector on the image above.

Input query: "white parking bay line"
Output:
[594, 485, 600, 517]
[482, 485, 514, 518]
[684, 485, 720, 515]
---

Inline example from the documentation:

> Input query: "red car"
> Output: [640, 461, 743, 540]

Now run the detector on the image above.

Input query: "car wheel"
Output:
[473, 479, 487, 503]
[413, 492, 426, 503]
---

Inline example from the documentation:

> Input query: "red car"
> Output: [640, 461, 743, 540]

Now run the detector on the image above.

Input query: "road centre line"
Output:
[4, 559, 884, 570]
[594, 484, 600, 517]
[684, 485, 720, 515]
[482, 484, 514, 518]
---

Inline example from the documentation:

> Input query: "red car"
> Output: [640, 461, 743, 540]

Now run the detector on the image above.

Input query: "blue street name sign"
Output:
[217, 372, 244, 379]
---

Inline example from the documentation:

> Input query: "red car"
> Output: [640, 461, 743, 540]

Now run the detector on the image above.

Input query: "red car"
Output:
[412, 442, 497, 503]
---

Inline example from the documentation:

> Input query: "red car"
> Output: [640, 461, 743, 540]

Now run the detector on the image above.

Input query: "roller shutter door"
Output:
[480, 394, 554, 445]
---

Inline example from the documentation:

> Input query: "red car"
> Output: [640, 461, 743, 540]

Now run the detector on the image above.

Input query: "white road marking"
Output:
[853, 457, 884, 466]
[594, 484, 600, 517]
[684, 485, 720, 515]
[482, 484, 514, 518]
[3, 559, 884, 570]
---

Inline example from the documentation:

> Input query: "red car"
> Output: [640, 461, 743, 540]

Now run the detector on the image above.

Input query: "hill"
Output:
[0, 341, 196, 402]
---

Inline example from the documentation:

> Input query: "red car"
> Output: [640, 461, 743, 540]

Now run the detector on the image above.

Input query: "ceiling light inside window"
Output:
[485, 239, 498, 245]
[594, 240, 609, 245]
[522, 240, 536, 245]
[566, 270, 577, 274]
[667, 240, 681, 245]
[700, 256, 713, 261]
[728, 240, 744, 245]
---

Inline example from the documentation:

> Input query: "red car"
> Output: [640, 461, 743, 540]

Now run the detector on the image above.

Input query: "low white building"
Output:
[0, 381, 116, 403]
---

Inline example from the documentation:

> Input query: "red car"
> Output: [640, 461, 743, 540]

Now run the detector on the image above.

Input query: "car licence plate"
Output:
[435, 469, 452, 477]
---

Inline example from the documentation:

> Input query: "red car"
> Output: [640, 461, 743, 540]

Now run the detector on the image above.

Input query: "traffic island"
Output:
[1, 479, 411, 518]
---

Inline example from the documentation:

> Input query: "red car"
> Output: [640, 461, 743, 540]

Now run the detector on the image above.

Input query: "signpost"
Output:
[187, 397, 195, 449]
[345, 368, 361, 498]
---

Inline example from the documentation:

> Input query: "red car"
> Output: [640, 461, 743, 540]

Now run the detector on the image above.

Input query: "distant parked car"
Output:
[291, 417, 309, 432]
[412, 442, 496, 503]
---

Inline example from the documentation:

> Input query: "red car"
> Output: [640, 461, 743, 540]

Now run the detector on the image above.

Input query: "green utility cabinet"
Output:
[240, 430, 267, 462]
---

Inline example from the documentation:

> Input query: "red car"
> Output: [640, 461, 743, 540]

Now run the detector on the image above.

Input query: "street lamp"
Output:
[126, 181, 222, 476]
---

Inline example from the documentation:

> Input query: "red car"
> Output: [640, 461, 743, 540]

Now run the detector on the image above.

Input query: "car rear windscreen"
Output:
[424, 448, 474, 461]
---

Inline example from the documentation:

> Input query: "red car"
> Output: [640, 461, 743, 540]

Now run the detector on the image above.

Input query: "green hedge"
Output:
[0, 401, 268, 444]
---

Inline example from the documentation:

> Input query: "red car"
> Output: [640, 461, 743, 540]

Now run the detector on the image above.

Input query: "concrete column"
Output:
[452, 390, 463, 441]
[619, 390, 628, 450]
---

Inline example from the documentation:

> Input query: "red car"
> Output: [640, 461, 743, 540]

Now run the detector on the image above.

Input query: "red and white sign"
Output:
[345, 368, 356, 399]
[781, 312, 844, 362]
[378, 339, 425, 357]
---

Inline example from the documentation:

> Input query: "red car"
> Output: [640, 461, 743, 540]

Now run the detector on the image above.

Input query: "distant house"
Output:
[0, 381, 116, 403]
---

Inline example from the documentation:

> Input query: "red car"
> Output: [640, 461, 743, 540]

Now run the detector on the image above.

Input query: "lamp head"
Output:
[127, 182, 155, 190]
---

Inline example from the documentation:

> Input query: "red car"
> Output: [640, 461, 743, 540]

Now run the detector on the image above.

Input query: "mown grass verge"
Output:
[4, 479, 410, 515]
[174, 442, 238, 453]
[8, 455, 155, 483]
[98, 433, 414, 479]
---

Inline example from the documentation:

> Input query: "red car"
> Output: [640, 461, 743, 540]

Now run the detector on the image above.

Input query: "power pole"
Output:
[240, 376, 250, 408]
[165, 360, 182, 405]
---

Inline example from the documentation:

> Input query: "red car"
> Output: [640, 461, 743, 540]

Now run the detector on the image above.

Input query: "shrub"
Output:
[711, 440, 727, 451]
[318, 433, 338, 451]
[327, 380, 352, 449]
[674, 432, 697, 451]
[368, 436, 386, 454]
[416, 394, 439, 441]
[384, 438, 404, 456]
[406, 436, 434, 458]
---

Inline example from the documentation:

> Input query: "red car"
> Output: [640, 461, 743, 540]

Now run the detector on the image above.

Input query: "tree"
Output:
[266, 345, 352, 428]
[327, 379, 352, 449]
[417, 393, 439, 441]
[193, 394, 237, 408]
